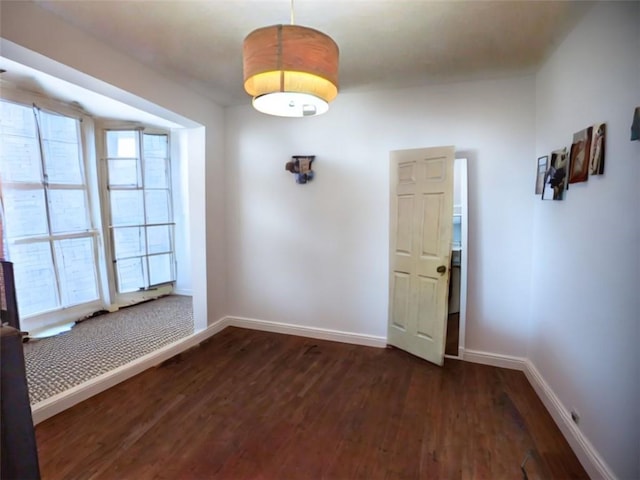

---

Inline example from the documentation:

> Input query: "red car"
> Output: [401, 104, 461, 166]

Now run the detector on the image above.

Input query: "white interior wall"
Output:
[225, 75, 536, 355]
[531, 2, 640, 478]
[171, 129, 191, 296]
[0, 1, 228, 328]
[4, 1, 637, 475]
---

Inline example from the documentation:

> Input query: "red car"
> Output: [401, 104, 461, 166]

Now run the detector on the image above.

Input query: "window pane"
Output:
[39, 110, 78, 144]
[54, 237, 99, 307]
[143, 133, 167, 158]
[107, 130, 137, 158]
[108, 159, 140, 187]
[2, 188, 49, 238]
[113, 226, 146, 259]
[0, 134, 42, 183]
[146, 225, 171, 254]
[10, 242, 58, 316]
[48, 189, 90, 234]
[144, 157, 168, 188]
[110, 190, 144, 226]
[145, 190, 170, 224]
[148, 253, 173, 286]
[1, 101, 37, 137]
[116, 257, 146, 293]
[42, 139, 83, 185]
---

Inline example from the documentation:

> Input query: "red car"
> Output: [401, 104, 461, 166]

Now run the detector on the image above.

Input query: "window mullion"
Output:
[32, 106, 63, 308]
[138, 129, 152, 289]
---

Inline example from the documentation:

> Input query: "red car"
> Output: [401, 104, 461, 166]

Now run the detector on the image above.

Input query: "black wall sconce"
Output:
[286, 155, 315, 184]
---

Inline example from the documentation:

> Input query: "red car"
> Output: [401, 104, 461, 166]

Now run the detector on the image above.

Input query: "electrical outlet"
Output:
[570, 409, 580, 425]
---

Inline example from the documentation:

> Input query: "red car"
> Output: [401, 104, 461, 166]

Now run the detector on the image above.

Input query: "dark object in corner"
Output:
[0, 261, 20, 330]
[631, 107, 640, 141]
[0, 260, 40, 478]
[286, 155, 315, 184]
[1, 326, 41, 479]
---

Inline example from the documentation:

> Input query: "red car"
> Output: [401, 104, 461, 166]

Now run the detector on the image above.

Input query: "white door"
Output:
[388, 146, 455, 366]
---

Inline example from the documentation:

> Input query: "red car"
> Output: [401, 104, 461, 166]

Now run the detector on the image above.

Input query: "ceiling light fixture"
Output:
[242, 0, 339, 117]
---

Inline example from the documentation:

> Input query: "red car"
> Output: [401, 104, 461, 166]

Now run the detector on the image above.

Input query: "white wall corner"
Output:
[225, 316, 387, 349]
[463, 350, 614, 478]
[524, 360, 616, 480]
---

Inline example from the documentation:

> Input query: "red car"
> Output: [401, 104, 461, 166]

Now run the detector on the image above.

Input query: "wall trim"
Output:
[31, 316, 229, 425]
[172, 288, 193, 296]
[462, 348, 527, 370]
[523, 360, 615, 480]
[225, 316, 387, 349]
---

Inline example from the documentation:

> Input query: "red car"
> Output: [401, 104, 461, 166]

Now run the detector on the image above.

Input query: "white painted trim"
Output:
[462, 348, 526, 371]
[29, 312, 611, 480]
[523, 360, 616, 480]
[172, 288, 193, 296]
[31, 317, 229, 425]
[462, 349, 614, 479]
[226, 316, 387, 349]
[456, 157, 469, 354]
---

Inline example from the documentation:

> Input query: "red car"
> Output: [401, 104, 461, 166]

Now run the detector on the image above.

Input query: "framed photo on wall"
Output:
[535, 156, 548, 195]
[568, 126, 592, 184]
[542, 148, 569, 200]
[589, 123, 606, 175]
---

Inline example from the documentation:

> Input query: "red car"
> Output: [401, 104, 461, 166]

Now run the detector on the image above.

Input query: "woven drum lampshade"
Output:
[243, 24, 339, 117]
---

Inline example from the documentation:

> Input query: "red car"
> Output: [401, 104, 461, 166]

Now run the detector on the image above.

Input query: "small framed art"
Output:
[535, 156, 548, 195]
[568, 126, 592, 184]
[542, 148, 569, 200]
[589, 123, 606, 175]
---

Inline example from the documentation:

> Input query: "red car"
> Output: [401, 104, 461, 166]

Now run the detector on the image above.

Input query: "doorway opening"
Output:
[445, 158, 468, 358]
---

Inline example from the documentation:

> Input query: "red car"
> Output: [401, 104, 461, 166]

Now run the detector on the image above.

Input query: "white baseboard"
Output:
[225, 316, 387, 349]
[462, 348, 526, 370]
[462, 349, 614, 479]
[30, 315, 612, 480]
[172, 289, 193, 296]
[31, 317, 229, 425]
[523, 360, 615, 480]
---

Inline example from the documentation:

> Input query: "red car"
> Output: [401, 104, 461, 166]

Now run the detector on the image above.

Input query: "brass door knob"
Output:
[437, 265, 447, 274]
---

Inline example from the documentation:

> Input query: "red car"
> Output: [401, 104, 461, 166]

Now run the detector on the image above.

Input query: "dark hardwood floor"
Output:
[35, 327, 588, 479]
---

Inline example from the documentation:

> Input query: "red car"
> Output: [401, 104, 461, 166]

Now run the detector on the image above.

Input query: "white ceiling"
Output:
[32, 0, 590, 107]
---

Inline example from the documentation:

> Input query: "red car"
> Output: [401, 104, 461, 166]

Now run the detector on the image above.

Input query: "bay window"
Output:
[0, 94, 176, 332]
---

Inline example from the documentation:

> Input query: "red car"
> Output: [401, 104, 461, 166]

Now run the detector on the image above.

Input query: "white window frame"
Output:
[0, 89, 108, 332]
[98, 123, 176, 307]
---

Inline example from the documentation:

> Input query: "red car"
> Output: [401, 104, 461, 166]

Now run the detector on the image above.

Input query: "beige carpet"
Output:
[23, 295, 193, 404]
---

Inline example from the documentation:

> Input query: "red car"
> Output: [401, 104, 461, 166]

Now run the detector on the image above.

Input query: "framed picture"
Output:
[589, 123, 606, 175]
[568, 126, 592, 184]
[542, 148, 569, 201]
[535, 156, 548, 195]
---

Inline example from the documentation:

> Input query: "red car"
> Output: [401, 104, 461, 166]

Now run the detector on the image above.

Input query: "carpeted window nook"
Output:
[23, 295, 193, 404]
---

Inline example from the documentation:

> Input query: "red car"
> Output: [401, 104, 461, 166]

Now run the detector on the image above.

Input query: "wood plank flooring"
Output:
[35, 327, 588, 479]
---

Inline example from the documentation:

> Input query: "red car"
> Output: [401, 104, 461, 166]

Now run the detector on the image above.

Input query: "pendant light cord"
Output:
[290, 0, 295, 25]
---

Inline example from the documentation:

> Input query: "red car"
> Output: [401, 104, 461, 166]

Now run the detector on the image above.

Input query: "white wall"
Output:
[226, 75, 536, 354]
[171, 129, 191, 295]
[532, 2, 640, 478]
[6, 1, 637, 475]
[0, 1, 228, 328]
